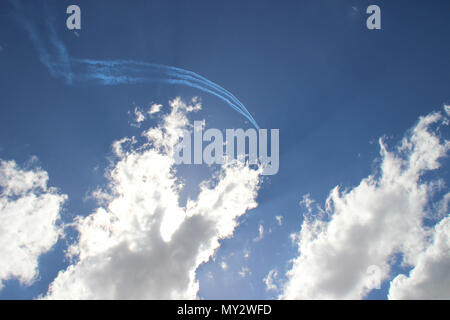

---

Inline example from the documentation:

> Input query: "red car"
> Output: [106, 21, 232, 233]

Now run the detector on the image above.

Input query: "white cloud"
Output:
[444, 104, 450, 116]
[111, 137, 136, 158]
[253, 224, 264, 242]
[0, 159, 66, 289]
[436, 192, 450, 218]
[388, 215, 450, 299]
[220, 261, 228, 271]
[44, 97, 262, 299]
[129, 107, 146, 128]
[281, 111, 450, 299]
[238, 266, 250, 278]
[134, 107, 146, 123]
[264, 269, 279, 292]
[299, 194, 314, 211]
[148, 103, 162, 115]
[275, 215, 283, 226]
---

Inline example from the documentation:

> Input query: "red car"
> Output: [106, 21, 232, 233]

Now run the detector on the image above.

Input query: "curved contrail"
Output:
[10, 0, 259, 129]
[73, 59, 258, 126]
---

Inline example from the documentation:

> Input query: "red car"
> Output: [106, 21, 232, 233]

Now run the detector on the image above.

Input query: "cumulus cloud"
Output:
[44, 97, 262, 299]
[388, 215, 450, 299]
[281, 111, 450, 299]
[0, 159, 66, 289]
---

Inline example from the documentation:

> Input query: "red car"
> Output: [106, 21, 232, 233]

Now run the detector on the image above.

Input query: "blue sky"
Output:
[0, 0, 449, 299]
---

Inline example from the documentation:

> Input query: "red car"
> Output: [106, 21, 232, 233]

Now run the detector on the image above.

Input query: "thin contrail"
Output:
[10, 0, 259, 129]
[85, 59, 260, 127]
[74, 59, 257, 123]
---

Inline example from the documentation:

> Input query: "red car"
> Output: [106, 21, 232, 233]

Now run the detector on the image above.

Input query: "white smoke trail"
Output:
[9, 0, 259, 129]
